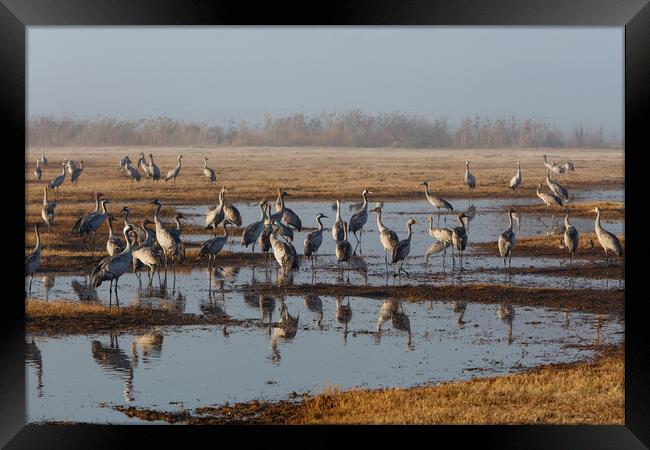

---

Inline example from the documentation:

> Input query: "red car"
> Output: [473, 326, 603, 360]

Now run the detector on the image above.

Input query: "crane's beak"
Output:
[322, 215, 329, 219]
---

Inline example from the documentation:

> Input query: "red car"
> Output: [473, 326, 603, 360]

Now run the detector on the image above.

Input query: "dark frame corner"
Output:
[2, 0, 648, 448]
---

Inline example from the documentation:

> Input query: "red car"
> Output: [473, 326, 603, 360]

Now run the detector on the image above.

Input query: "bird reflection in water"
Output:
[592, 315, 604, 345]
[259, 294, 276, 325]
[451, 300, 468, 328]
[497, 303, 515, 345]
[131, 329, 164, 367]
[303, 294, 323, 329]
[41, 275, 55, 302]
[375, 299, 413, 349]
[71, 278, 98, 302]
[335, 295, 353, 342]
[25, 337, 44, 397]
[349, 255, 368, 283]
[269, 299, 299, 364]
[91, 332, 135, 402]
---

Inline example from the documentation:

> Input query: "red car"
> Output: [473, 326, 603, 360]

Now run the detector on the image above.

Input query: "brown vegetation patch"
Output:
[518, 201, 624, 219]
[25, 300, 252, 335]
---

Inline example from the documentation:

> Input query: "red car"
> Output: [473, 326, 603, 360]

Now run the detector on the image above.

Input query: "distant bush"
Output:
[27, 112, 610, 148]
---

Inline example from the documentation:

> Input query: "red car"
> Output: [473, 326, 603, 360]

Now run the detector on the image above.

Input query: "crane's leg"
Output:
[28, 275, 33, 298]
[108, 279, 113, 308]
[437, 212, 441, 226]
[115, 277, 120, 307]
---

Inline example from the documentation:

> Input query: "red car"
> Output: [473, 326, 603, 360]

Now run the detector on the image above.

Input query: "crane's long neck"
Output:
[507, 211, 513, 231]
[34, 226, 41, 252]
[219, 189, 225, 207]
[361, 191, 368, 209]
[203, 159, 208, 169]
[277, 194, 285, 213]
[122, 229, 133, 254]
[141, 224, 152, 246]
[149, 155, 155, 165]
[258, 203, 266, 220]
[343, 222, 348, 241]
[335, 200, 341, 220]
[405, 223, 413, 241]
[263, 204, 271, 224]
[423, 184, 433, 202]
[376, 210, 386, 233]
[101, 201, 109, 214]
[174, 217, 182, 231]
[93, 195, 100, 213]
[316, 216, 324, 230]
[428, 219, 434, 234]
[564, 214, 571, 229]
[221, 222, 229, 238]
[153, 203, 162, 223]
[36, 160, 40, 168]
[107, 220, 115, 238]
[43, 188, 48, 205]
[594, 210, 602, 232]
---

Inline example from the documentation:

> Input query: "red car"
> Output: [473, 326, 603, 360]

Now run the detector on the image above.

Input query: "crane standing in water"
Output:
[303, 213, 328, 269]
[498, 208, 518, 272]
[420, 181, 453, 225]
[591, 206, 623, 266]
[563, 211, 579, 265]
[332, 199, 345, 242]
[348, 189, 372, 255]
[391, 218, 418, 277]
[371, 206, 399, 275]
[25, 224, 42, 297]
[90, 224, 136, 307]
[464, 161, 476, 202]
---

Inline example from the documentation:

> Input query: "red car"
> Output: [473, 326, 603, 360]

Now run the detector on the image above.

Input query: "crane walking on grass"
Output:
[203, 157, 217, 183]
[509, 161, 522, 191]
[165, 155, 183, 183]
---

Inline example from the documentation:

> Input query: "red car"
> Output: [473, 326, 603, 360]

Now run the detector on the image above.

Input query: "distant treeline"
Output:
[28, 112, 611, 148]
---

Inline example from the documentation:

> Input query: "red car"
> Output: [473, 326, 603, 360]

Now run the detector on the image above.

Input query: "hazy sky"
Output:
[28, 27, 623, 139]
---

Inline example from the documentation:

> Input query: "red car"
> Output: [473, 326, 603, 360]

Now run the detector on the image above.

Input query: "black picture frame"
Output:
[3, 0, 648, 447]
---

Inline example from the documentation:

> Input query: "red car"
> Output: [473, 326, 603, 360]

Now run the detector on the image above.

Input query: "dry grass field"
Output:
[26, 146, 624, 206]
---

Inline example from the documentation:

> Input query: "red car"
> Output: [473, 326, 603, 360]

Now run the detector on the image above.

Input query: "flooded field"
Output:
[26, 295, 623, 424]
[25, 188, 625, 424]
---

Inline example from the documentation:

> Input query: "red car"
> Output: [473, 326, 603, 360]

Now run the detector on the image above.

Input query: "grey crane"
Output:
[65, 159, 78, 176]
[120, 206, 141, 245]
[451, 213, 469, 271]
[335, 295, 353, 337]
[348, 188, 373, 254]
[545, 169, 569, 202]
[34, 160, 42, 180]
[591, 206, 623, 266]
[564, 161, 575, 173]
[542, 154, 555, 172]
[199, 222, 230, 285]
[223, 200, 242, 228]
[136, 153, 148, 176]
[563, 211, 579, 265]
[106, 215, 126, 256]
[464, 160, 477, 196]
[41, 186, 56, 233]
[202, 157, 217, 183]
[420, 180, 453, 225]
[118, 155, 131, 172]
[124, 161, 141, 184]
[205, 186, 226, 233]
[90, 224, 135, 307]
[39, 150, 48, 166]
[550, 159, 565, 174]
[168, 213, 186, 266]
[75, 198, 111, 253]
[70, 160, 84, 185]
[425, 216, 453, 265]
[536, 182, 563, 209]
[164, 154, 183, 183]
[336, 222, 353, 280]
[148, 154, 161, 181]
[71, 192, 103, 237]
[25, 224, 41, 296]
[49, 163, 66, 196]
[269, 191, 294, 240]
[332, 199, 345, 242]
[372, 206, 399, 274]
[131, 224, 165, 286]
[509, 161, 522, 191]
[391, 218, 418, 277]
[241, 200, 267, 252]
[258, 203, 273, 265]
[498, 208, 518, 271]
[303, 212, 328, 269]
[275, 189, 302, 232]
[270, 221, 300, 278]
[148, 199, 183, 276]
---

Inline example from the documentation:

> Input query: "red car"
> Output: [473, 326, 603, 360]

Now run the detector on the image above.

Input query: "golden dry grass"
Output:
[290, 346, 623, 424]
[26, 146, 623, 207]
[519, 201, 624, 219]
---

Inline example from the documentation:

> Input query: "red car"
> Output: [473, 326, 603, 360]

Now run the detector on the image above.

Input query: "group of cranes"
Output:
[26, 154, 623, 302]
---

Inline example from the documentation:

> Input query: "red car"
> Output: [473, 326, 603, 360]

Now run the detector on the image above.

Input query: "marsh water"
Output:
[27, 295, 623, 424]
[26, 189, 624, 423]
